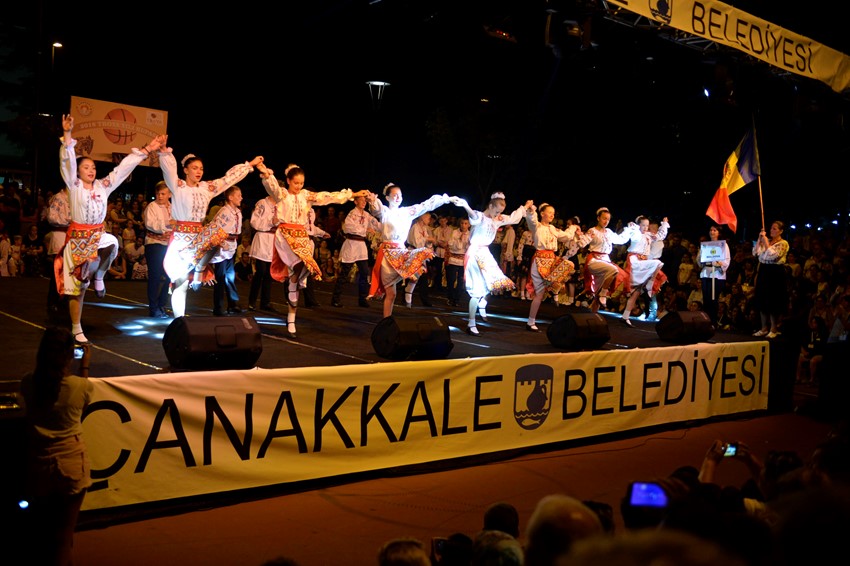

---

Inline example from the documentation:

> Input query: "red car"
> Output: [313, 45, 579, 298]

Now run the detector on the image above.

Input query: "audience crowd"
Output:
[256, 418, 849, 565]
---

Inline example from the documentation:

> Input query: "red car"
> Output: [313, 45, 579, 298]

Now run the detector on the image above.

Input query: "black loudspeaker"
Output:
[656, 311, 715, 344]
[163, 316, 263, 371]
[547, 312, 610, 350]
[371, 316, 454, 360]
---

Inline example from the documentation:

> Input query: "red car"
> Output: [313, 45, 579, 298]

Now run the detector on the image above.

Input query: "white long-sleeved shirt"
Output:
[143, 201, 173, 247]
[249, 196, 277, 262]
[160, 152, 254, 222]
[370, 194, 450, 246]
[60, 139, 146, 225]
[262, 175, 353, 226]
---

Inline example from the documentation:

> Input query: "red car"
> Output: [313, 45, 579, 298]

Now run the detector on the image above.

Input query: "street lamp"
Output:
[51, 42, 62, 73]
[366, 80, 390, 111]
[365, 81, 390, 184]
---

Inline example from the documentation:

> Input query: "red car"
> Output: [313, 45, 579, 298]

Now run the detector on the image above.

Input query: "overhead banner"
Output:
[606, 0, 850, 93]
[81, 342, 769, 511]
[69, 96, 168, 166]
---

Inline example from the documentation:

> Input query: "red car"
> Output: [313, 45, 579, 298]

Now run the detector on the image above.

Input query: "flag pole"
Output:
[758, 176, 765, 229]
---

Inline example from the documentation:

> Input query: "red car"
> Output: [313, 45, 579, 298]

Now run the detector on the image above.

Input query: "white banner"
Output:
[607, 0, 850, 93]
[82, 342, 769, 510]
[69, 96, 168, 165]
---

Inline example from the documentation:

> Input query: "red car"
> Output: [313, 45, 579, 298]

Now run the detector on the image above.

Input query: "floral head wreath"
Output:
[383, 182, 399, 196]
[539, 202, 551, 211]
[490, 192, 506, 200]
[596, 207, 610, 217]
[181, 154, 197, 167]
[284, 164, 299, 176]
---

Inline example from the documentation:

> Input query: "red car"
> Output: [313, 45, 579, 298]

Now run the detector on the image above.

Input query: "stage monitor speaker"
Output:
[371, 316, 454, 360]
[547, 312, 610, 350]
[163, 316, 263, 371]
[656, 311, 715, 344]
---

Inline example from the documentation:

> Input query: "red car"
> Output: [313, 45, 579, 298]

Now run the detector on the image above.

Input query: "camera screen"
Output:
[629, 482, 668, 507]
[724, 444, 737, 457]
[74, 346, 85, 359]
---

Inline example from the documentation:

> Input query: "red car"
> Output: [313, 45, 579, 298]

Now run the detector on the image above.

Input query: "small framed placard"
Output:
[700, 240, 725, 263]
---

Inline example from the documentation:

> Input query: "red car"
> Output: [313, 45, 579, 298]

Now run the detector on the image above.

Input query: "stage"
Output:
[0, 275, 771, 377]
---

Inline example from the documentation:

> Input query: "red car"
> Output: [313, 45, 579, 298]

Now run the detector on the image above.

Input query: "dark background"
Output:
[3, 0, 850, 241]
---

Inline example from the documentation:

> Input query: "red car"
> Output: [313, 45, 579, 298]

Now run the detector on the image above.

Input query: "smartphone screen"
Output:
[74, 346, 85, 359]
[723, 443, 738, 457]
[629, 482, 668, 507]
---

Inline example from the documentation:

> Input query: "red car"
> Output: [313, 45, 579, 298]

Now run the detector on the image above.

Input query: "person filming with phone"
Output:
[698, 439, 804, 519]
[19, 327, 93, 565]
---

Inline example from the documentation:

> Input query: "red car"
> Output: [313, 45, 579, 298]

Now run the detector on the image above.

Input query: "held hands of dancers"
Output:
[142, 134, 167, 155]
[256, 161, 273, 178]
[248, 156, 264, 168]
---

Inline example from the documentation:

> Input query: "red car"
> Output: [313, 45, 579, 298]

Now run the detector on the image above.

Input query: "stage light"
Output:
[18, 499, 29, 510]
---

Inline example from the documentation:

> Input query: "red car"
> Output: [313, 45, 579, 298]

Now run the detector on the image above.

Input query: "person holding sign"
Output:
[699, 223, 731, 327]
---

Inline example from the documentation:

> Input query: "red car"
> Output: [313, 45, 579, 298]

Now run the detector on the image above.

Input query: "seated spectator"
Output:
[235, 251, 253, 282]
[121, 220, 138, 251]
[797, 315, 828, 384]
[524, 494, 603, 566]
[132, 255, 148, 280]
[124, 235, 145, 267]
[9, 234, 23, 276]
[107, 253, 128, 280]
[0, 230, 10, 276]
[483, 501, 520, 538]
[377, 537, 430, 566]
[432, 532, 473, 566]
[582, 499, 616, 534]
[470, 530, 523, 566]
[828, 294, 850, 342]
[563, 528, 748, 566]
[22, 224, 45, 276]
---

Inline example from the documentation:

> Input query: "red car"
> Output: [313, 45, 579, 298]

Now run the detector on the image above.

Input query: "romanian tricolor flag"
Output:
[706, 127, 761, 233]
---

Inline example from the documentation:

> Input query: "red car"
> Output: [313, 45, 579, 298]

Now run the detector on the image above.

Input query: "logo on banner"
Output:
[513, 364, 552, 430]
[649, 0, 672, 23]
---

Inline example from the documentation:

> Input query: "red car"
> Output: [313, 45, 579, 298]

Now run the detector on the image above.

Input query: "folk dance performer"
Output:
[367, 183, 452, 318]
[142, 181, 173, 318]
[619, 215, 669, 327]
[46, 186, 71, 320]
[444, 217, 471, 308]
[579, 207, 630, 313]
[247, 192, 280, 312]
[331, 194, 381, 308]
[453, 192, 534, 335]
[524, 203, 582, 332]
[259, 163, 369, 339]
[159, 144, 263, 318]
[57, 114, 165, 345]
[190, 186, 245, 315]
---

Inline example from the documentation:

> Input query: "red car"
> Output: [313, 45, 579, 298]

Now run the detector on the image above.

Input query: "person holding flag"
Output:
[752, 220, 789, 339]
[706, 126, 761, 233]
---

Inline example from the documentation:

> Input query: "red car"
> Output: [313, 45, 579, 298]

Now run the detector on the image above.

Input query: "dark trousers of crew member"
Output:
[332, 259, 370, 305]
[248, 258, 272, 308]
[429, 256, 445, 294]
[213, 257, 239, 314]
[418, 260, 432, 306]
[445, 264, 464, 306]
[145, 244, 170, 316]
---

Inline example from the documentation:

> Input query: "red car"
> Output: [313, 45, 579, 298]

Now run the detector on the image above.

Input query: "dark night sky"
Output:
[10, 0, 850, 239]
